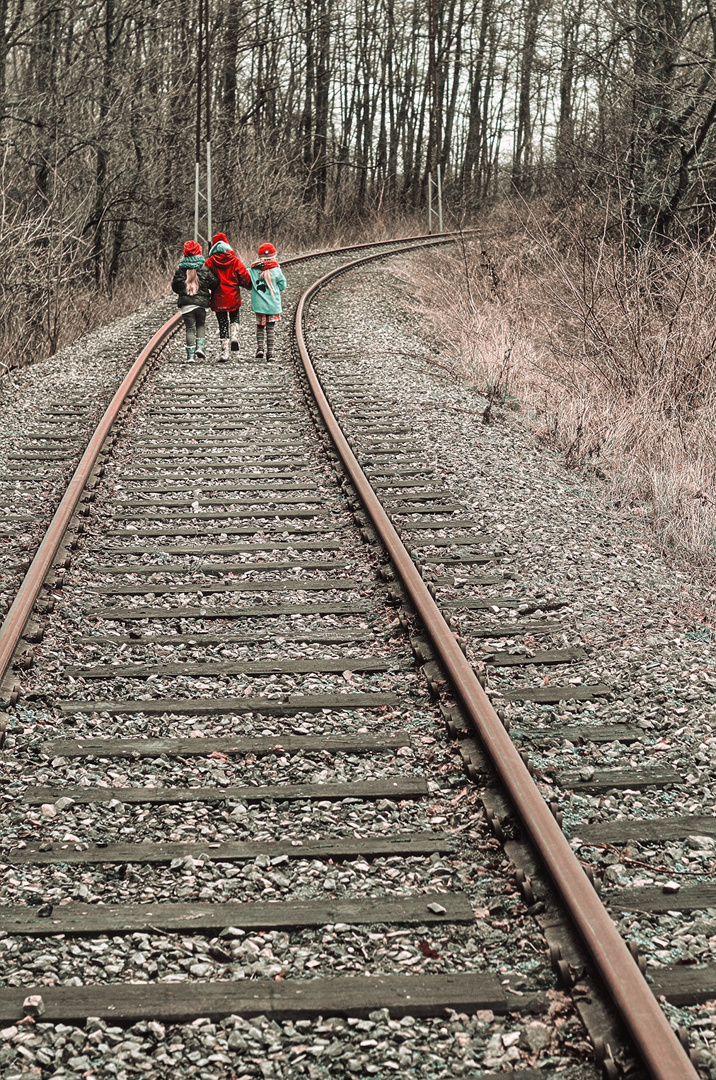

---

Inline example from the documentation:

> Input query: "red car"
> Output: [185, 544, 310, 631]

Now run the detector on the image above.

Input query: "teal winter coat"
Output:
[248, 264, 286, 315]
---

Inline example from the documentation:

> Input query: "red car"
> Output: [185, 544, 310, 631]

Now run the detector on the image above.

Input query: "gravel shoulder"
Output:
[0, 255, 605, 1079]
[306, 253, 716, 1077]
[0, 299, 175, 627]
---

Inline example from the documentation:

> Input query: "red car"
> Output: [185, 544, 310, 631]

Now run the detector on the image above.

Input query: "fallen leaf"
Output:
[418, 941, 440, 959]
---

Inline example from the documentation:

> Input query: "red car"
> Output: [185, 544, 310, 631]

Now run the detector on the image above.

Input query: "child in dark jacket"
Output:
[204, 232, 252, 362]
[171, 240, 218, 362]
[248, 243, 287, 360]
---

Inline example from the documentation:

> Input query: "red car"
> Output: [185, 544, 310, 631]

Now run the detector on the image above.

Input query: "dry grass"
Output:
[0, 169, 173, 379]
[0, 190, 427, 382]
[405, 203, 716, 575]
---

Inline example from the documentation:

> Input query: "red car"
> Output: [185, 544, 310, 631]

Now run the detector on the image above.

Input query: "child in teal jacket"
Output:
[248, 243, 287, 359]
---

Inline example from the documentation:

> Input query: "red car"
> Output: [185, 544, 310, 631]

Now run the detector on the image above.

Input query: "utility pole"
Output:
[436, 161, 443, 233]
[194, 0, 202, 242]
[194, 0, 212, 244]
[427, 0, 443, 233]
[428, 172, 433, 234]
[204, 0, 212, 241]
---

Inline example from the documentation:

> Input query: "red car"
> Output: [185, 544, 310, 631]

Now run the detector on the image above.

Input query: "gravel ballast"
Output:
[305, 252, 716, 1077]
[0, 245, 628, 1079]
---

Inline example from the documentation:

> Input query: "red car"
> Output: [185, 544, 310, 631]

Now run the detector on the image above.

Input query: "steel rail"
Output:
[0, 230, 473, 694]
[281, 228, 476, 268]
[293, 244, 700, 1080]
[0, 315, 182, 692]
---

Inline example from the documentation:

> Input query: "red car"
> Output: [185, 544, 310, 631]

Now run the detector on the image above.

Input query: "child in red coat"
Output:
[204, 233, 251, 362]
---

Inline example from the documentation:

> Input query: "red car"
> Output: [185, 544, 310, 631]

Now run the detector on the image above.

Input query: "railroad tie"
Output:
[0, 973, 544, 1025]
[8, 834, 455, 866]
[22, 776, 430, 806]
[64, 656, 394, 679]
[58, 691, 398, 716]
[40, 731, 412, 758]
[91, 601, 376, 620]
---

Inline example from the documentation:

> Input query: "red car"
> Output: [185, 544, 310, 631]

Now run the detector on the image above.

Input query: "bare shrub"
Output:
[0, 154, 172, 379]
[405, 205, 716, 569]
[0, 131, 426, 387]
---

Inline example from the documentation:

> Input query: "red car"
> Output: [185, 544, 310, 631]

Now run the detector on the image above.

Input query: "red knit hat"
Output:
[212, 232, 229, 246]
[258, 242, 277, 257]
[183, 240, 202, 256]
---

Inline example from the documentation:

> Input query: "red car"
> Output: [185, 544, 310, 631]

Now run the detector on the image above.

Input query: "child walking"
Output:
[171, 240, 218, 362]
[248, 243, 286, 359]
[204, 232, 252, 362]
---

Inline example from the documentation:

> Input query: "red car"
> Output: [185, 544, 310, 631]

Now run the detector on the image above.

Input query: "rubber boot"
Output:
[195, 338, 206, 360]
[218, 338, 230, 363]
[266, 324, 275, 361]
[230, 321, 240, 352]
[185, 345, 196, 363]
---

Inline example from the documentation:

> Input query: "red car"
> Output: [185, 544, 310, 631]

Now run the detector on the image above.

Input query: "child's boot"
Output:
[230, 322, 240, 352]
[185, 345, 196, 363]
[218, 338, 230, 362]
[195, 338, 206, 359]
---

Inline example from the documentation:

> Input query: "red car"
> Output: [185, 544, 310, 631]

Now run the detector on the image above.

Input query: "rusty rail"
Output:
[0, 315, 182, 694]
[293, 246, 700, 1080]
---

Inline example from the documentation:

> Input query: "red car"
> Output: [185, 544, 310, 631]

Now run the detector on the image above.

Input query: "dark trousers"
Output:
[216, 309, 240, 338]
[182, 307, 206, 347]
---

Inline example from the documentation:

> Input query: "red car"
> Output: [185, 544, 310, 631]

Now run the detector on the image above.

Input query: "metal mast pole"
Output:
[194, 0, 203, 242]
[428, 0, 443, 232]
[205, 0, 212, 242]
[427, 0, 434, 234]
[437, 162, 443, 233]
[428, 173, 433, 234]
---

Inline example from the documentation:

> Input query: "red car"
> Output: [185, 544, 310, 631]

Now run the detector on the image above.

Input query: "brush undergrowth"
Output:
[0, 208, 426, 381]
[406, 203, 716, 575]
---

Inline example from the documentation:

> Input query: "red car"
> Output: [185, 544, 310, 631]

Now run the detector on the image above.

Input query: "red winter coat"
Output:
[204, 250, 252, 312]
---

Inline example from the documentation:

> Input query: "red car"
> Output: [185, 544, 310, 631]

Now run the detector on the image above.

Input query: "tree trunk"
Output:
[313, 0, 332, 214]
[512, 0, 543, 194]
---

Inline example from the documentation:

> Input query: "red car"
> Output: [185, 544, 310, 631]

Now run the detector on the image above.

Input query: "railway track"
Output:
[0, 235, 710, 1079]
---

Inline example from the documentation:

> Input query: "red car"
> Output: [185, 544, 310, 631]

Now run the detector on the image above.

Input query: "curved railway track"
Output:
[0, 235, 708, 1079]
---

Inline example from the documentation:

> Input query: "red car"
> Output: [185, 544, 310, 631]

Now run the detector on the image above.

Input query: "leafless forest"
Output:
[2, 0, 716, 369]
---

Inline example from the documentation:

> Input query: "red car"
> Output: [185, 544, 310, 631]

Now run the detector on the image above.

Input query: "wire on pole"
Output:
[194, 0, 203, 242]
[204, 0, 212, 240]
[194, 0, 212, 244]
[437, 163, 443, 234]
[428, 173, 433, 234]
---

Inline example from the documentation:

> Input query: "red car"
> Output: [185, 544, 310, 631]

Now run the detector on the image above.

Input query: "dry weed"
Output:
[0, 169, 426, 382]
[405, 206, 716, 572]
